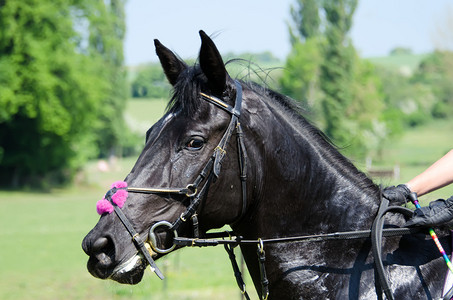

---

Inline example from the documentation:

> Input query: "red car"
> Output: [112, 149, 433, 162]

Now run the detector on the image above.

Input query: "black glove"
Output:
[405, 196, 453, 228]
[382, 184, 411, 205]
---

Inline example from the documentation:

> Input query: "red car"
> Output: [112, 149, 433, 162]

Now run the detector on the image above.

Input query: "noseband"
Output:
[102, 80, 247, 278]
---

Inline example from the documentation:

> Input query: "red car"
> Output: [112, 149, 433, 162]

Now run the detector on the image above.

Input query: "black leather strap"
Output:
[224, 244, 251, 300]
[110, 202, 165, 280]
[371, 195, 414, 300]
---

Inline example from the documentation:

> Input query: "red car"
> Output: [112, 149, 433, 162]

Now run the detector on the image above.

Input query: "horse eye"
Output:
[185, 137, 205, 150]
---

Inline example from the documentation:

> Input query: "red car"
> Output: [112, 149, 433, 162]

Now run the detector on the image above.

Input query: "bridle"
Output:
[103, 79, 248, 278]
[102, 79, 445, 300]
[127, 79, 247, 248]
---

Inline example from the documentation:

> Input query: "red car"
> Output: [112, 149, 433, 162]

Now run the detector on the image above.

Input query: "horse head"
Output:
[82, 31, 251, 284]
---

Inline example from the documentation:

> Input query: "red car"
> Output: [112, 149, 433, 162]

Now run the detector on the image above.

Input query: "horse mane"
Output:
[244, 80, 379, 196]
[165, 62, 379, 196]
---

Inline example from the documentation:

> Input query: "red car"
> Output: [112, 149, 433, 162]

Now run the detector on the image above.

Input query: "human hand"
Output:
[382, 184, 411, 205]
[405, 197, 453, 228]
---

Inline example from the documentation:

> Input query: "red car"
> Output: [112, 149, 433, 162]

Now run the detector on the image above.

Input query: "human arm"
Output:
[382, 149, 453, 227]
[406, 149, 453, 197]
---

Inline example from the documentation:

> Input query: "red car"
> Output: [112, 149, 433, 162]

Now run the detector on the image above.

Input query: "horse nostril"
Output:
[92, 237, 109, 253]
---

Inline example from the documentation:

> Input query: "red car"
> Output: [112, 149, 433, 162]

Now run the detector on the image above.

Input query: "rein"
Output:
[173, 201, 423, 300]
[173, 226, 422, 247]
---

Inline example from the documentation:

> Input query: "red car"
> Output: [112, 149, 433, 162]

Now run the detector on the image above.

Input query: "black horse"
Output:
[82, 31, 451, 299]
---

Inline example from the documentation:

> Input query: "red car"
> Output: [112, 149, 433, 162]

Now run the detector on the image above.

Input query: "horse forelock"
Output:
[166, 65, 206, 117]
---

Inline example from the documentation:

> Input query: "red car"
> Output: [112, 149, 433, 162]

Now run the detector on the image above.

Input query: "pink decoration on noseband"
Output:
[96, 199, 114, 215]
[111, 181, 127, 189]
[112, 189, 128, 208]
[96, 181, 128, 215]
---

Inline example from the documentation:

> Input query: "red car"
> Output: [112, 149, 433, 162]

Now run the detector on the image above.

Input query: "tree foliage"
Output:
[320, 0, 360, 148]
[412, 51, 453, 119]
[0, 0, 127, 187]
[280, 38, 324, 117]
[283, 0, 325, 122]
[283, 0, 386, 158]
[289, 0, 321, 44]
[85, 0, 128, 158]
[131, 63, 171, 99]
[283, 0, 453, 161]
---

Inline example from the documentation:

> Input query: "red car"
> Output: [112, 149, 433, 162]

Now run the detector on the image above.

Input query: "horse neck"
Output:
[234, 91, 380, 238]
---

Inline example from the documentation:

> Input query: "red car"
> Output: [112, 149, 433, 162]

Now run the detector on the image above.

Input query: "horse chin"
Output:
[110, 254, 146, 284]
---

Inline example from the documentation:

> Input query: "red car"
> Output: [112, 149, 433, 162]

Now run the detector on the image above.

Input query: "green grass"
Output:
[0, 158, 253, 300]
[125, 98, 168, 134]
[367, 119, 453, 204]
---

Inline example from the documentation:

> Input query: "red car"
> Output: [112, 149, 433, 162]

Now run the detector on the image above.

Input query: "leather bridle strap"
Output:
[200, 80, 243, 178]
[127, 186, 197, 197]
[235, 122, 248, 222]
[171, 80, 246, 231]
[200, 80, 248, 222]
[173, 227, 422, 247]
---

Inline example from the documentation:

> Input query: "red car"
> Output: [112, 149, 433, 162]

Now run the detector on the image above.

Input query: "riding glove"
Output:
[382, 184, 411, 205]
[405, 196, 453, 228]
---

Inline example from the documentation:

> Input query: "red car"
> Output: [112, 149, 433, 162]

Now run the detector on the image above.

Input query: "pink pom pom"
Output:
[96, 199, 114, 215]
[111, 189, 128, 208]
[111, 181, 127, 189]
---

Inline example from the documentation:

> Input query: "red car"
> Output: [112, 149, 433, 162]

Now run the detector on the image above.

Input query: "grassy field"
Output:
[124, 98, 168, 135]
[0, 99, 252, 300]
[367, 118, 453, 203]
[1, 97, 452, 299]
[0, 158, 252, 300]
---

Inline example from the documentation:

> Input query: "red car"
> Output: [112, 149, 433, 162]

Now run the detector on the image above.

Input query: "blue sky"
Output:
[124, 0, 452, 65]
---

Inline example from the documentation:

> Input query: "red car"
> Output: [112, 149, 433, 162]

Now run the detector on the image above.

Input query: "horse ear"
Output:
[154, 39, 187, 86]
[199, 30, 229, 95]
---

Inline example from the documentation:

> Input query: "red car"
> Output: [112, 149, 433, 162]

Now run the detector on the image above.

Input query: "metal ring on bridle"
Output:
[148, 221, 178, 254]
[185, 184, 197, 197]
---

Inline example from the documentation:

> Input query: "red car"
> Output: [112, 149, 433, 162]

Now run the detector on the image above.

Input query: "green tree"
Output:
[283, 0, 388, 159]
[282, 0, 324, 117]
[348, 59, 385, 158]
[412, 51, 453, 119]
[320, 0, 358, 148]
[86, 0, 128, 158]
[289, 0, 321, 44]
[131, 63, 171, 98]
[0, 0, 127, 187]
[374, 66, 408, 137]
[280, 38, 324, 117]
[389, 47, 413, 56]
